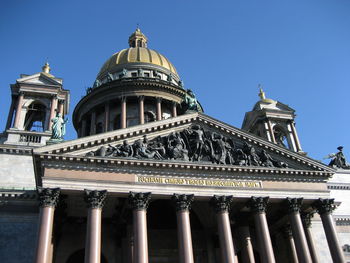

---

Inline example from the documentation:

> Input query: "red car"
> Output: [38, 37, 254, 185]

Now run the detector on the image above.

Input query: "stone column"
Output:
[48, 95, 58, 130]
[156, 97, 162, 121]
[267, 120, 276, 143]
[81, 119, 87, 137]
[290, 121, 302, 152]
[34, 187, 60, 263]
[13, 92, 24, 129]
[210, 195, 236, 263]
[121, 96, 127, 128]
[139, 96, 145, 125]
[247, 197, 276, 263]
[90, 111, 96, 135]
[282, 226, 299, 263]
[58, 100, 64, 115]
[84, 190, 107, 263]
[301, 213, 319, 263]
[238, 225, 255, 263]
[286, 198, 312, 263]
[172, 102, 177, 118]
[313, 199, 345, 263]
[172, 194, 195, 263]
[129, 192, 151, 263]
[104, 103, 110, 132]
[5, 96, 15, 129]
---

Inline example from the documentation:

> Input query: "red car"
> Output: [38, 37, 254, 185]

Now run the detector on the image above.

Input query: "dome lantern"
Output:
[128, 27, 148, 48]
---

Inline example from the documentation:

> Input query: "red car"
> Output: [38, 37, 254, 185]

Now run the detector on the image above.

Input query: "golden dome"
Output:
[97, 47, 178, 78]
[97, 28, 178, 79]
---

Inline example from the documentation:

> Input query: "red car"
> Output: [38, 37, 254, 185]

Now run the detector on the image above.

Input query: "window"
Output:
[24, 102, 46, 132]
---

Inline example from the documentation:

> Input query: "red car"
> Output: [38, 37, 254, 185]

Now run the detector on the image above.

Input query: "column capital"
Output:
[210, 195, 233, 213]
[286, 197, 303, 213]
[281, 224, 293, 239]
[138, 95, 145, 101]
[121, 96, 127, 102]
[313, 198, 336, 215]
[301, 212, 314, 228]
[172, 193, 194, 212]
[156, 97, 162, 102]
[247, 196, 269, 213]
[37, 187, 60, 208]
[129, 192, 151, 210]
[18, 91, 25, 96]
[84, 190, 107, 209]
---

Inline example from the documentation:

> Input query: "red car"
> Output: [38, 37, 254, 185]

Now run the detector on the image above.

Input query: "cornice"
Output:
[0, 145, 32, 155]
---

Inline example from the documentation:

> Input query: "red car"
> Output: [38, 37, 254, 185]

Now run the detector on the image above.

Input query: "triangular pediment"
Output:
[33, 113, 334, 175]
[17, 72, 62, 86]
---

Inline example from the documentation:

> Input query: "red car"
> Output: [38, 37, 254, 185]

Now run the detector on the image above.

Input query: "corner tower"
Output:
[2, 63, 70, 146]
[242, 88, 303, 153]
[73, 28, 203, 137]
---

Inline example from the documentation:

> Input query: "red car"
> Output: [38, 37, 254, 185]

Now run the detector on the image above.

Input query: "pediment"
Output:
[17, 73, 62, 86]
[33, 113, 334, 175]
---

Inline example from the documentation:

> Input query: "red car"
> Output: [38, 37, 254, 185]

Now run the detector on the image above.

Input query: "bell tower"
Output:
[242, 88, 304, 154]
[2, 63, 70, 146]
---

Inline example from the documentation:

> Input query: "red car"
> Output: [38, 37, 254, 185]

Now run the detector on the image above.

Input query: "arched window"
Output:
[96, 122, 103, 134]
[24, 102, 46, 132]
[144, 111, 156, 123]
[273, 126, 289, 148]
[66, 249, 107, 263]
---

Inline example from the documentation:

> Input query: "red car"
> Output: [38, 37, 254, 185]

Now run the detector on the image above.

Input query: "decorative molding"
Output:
[247, 196, 269, 213]
[172, 194, 194, 212]
[128, 192, 151, 210]
[37, 187, 60, 208]
[301, 212, 314, 228]
[286, 197, 303, 213]
[313, 198, 336, 215]
[210, 195, 233, 213]
[84, 189, 107, 209]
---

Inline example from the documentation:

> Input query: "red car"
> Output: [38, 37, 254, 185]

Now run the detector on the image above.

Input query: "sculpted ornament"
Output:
[326, 146, 350, 169]
[313, 198, 337, 215]
[286, 197, 303, 213]
[247, 196, 269, 213]
[210, 195, 233, 213]
[172, 194, 194, 212]
[86, 124, 290, 169]
[129, 192, 151, 210]
[37, 187, 60, 207]
[84, 190, 107, 209]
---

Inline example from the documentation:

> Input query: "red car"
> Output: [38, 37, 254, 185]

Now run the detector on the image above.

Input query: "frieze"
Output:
[137, 176, 262, 188]
[86, 124, 290, 169]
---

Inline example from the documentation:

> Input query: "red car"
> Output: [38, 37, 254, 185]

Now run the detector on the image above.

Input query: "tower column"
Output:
[238, 224, 255, 263]
[84, 190, 107, 263]
[286, 198, 312, 262]
[211, 195, 236, 263]
[172, 102, 177, 117]
[290, 121, 302, 152]
[90, 111, 96, 135]
[48, 95, 58, 130]
[313, 199, 345, 263]
[34, 188, 60, 263]
[282, 226, 299, 263]
[172, 194, 195, 263]
[104, 103, 110, 132]
[58, 99, 64, 115]
[121, 96, 127, 128]
[266, 120, 276, 143]
[5, 96, 15, 129]
[301, 213, 319, 263]
[247, 197, 276, 263]
[156, 97, 162, 121]
[13, 92, 24, 129]
[129, 192, 151, 263]
[139, 96, 145, 124]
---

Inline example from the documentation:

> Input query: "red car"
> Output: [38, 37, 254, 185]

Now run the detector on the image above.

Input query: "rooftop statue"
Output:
[49, 112, 68, 143]
[327, 146, 350, 169]
[183, 89, 200, 113]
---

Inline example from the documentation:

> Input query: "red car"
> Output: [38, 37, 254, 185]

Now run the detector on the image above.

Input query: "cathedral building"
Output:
[0, 28, 349, 263]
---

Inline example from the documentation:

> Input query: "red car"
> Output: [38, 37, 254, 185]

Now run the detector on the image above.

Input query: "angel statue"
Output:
[51, 112, 68, 140]
[325, 146, 350, 169]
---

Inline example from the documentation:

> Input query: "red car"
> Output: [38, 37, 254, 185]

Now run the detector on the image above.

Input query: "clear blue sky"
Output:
[1, 0, 349, 162]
